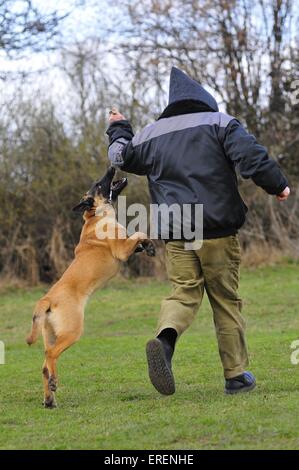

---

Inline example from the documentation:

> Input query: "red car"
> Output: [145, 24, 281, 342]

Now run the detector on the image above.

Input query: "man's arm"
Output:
[222, 119, 290, 200]
[106, 109, 148, 175]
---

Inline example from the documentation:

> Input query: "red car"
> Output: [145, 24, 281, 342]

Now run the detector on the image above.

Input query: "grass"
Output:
[0, 264, 299, 450]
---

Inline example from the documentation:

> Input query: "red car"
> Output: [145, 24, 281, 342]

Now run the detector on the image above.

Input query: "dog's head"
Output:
[72, 167, 128, 214]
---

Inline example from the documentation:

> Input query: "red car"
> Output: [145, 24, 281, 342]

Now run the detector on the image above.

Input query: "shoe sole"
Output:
[225, 381, 256, 395]
[146, 339, 175, 395]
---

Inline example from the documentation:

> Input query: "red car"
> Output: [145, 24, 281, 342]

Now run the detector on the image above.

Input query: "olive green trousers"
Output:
[157, 236, 249, 379]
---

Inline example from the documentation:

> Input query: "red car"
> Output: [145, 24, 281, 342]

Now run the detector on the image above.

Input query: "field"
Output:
[0, 264, 299, 450]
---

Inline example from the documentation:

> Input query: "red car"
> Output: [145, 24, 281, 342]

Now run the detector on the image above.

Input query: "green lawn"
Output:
[0, 264, 299, 450]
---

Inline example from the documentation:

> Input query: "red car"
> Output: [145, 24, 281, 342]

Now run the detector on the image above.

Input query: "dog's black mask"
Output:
[72, 167, 128, 213]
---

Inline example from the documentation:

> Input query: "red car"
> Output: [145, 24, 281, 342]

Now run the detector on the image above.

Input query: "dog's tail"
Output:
[26, 298, 51, 346]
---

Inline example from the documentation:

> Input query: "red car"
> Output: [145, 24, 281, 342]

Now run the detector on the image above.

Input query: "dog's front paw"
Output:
[145, 241, 155, 257]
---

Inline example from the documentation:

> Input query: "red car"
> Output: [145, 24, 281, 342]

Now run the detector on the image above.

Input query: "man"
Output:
[106, 67, 290, 395]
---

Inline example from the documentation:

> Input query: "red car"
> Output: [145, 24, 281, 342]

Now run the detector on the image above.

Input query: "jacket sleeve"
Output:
[106, 120, 148, 175]
[222, 119, 288, 195]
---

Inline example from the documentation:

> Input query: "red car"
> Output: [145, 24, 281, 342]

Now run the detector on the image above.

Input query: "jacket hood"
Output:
[168, 67, 219, 112]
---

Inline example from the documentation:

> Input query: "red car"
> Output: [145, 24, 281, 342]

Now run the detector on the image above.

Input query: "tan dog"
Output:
[26, 167, 155, 408]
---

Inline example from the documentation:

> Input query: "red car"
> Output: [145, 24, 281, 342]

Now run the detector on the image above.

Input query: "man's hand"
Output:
[276, 186, 290, 201]
[109, 107, 126, 123]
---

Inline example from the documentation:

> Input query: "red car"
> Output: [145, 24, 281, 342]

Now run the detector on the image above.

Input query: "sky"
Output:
[0, 0, 123, 119]
[1, 0, 297, 119]
[0, 0, 225, 117]
[0, 0, 109, 73]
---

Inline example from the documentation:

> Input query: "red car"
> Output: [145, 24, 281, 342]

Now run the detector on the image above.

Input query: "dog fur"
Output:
[26, 167, 154, 408]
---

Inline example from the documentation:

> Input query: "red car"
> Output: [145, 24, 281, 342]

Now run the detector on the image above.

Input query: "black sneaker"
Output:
[225, 371, 256, 395]
[146, 338, 175, 395]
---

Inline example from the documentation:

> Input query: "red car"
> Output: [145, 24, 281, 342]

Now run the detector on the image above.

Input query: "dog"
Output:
[26, 167, 155, 408]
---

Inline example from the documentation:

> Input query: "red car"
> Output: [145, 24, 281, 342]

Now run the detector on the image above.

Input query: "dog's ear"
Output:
[72, 197, 94, 213]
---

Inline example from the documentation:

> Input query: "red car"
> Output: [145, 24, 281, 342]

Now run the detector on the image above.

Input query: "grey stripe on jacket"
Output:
[106, 110, 288, 239]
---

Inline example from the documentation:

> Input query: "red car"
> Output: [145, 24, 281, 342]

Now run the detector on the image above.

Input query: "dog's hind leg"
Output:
[42, 321, 58, 408]
[45, 330, 82, 405]
[42, 359, 56, 409]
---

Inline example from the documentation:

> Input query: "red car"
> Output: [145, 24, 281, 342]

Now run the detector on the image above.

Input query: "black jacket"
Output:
[106, 67, 288, 240]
